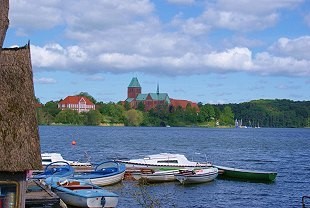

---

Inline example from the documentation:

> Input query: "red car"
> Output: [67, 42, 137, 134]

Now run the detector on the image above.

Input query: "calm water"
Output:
[39, 126, 310, 208]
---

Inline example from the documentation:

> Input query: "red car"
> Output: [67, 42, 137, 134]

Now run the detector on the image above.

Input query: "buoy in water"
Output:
[71, 140, 76, 145]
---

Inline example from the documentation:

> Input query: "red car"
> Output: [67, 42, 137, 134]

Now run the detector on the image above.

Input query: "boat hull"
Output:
[175, 168, 218, 184]
[45, 177, 119, 208]
[72, 162, 126, 186]
[132, 170, 179, 182]
[123, 162, 210, 171]
[77, 171, 125, 186]
[54, 189, 118, 208]
[215, 165, 277, 182]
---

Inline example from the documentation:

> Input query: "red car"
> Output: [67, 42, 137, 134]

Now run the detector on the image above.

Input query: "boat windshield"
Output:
[157, 160, 178, 163]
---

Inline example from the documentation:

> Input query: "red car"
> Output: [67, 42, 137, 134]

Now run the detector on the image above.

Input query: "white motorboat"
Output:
[175, 167, 218, 184]
[41, 153, 92, 167]
[117, 153, 211, 170]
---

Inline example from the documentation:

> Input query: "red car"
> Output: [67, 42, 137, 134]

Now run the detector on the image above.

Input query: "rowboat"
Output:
[132, 168, 181, 183]
[117, 153, 212, 170]
[45, 177, 119, 208]
[71, 161, 126, 186]
[32, 161, 74, 179]
[215, 165, 277, 182]
[175, 167, 218, 184]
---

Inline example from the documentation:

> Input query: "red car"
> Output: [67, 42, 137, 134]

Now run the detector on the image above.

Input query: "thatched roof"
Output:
[0, 0, 9, 48]
[0, 0, 42, 172]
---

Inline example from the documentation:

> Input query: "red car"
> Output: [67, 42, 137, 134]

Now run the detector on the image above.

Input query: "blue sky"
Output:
[3, 0, 310, 104]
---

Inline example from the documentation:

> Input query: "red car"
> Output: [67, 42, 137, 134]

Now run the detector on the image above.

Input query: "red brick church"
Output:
[125, 77, 198, 111]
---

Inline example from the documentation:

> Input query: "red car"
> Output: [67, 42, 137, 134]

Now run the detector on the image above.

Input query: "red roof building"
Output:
[125, 77, 199, 112]
[58, 96, 95, 113]
[170, 98, 199, 111]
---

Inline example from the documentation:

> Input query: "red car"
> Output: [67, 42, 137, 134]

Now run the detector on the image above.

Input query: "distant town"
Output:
[36, 77, 310, 128]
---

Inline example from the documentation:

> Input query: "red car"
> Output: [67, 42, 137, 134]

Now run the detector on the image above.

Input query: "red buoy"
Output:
[71, 140, 76, 145]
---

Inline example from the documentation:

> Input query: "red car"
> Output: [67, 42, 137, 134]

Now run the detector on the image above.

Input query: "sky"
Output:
[3, 0, 310, 104]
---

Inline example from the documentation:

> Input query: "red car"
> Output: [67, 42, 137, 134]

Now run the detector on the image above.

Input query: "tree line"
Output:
[36, 93, 310, 128]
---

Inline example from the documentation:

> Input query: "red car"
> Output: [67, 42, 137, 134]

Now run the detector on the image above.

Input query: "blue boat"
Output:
[71, 161, 126, 186]
[32, 161, 74, 179]
[45, 177, 118, 208]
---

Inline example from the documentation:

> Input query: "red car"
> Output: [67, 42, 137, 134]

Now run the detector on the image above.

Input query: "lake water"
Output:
[39, 126, 310, 208]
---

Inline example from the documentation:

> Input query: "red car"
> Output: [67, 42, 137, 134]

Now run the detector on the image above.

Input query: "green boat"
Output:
[214, 165, 277, 182]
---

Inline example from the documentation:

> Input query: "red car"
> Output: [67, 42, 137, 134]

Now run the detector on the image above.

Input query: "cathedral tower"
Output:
[127, 77, 141, 98]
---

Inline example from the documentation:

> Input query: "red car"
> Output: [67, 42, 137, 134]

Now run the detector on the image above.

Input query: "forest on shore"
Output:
[36, 93, 310, 128]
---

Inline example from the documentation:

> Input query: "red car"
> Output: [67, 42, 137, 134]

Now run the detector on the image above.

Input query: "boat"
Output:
[44, 177, 118, 208]
[215, 165, 277, 182]
[116, 153, 212, 170]
[41, 153, 92, 167]
[71, 161, 126, 186]
[175, 167, 218, 184]
[132, 168, 182, 183]
[32, 161, 74, 179]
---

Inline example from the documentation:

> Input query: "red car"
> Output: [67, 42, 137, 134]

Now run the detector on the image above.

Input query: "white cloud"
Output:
[201, 9, 278, 31]
[31, 44, 67, 68]
[10, 0, 63, 31]
[305, 13, 310, 27]
[31, 44, 88, 69]
[86, 75, 105, 81]
[9, 0, 309, 77]
[34, 77, 57, 84]
[167, 0, 195, 5]
[203, 47, 253, 70]
[215, 0, 302, 15]
[254, 52, 310, 76]
[269, 36, 310, 60]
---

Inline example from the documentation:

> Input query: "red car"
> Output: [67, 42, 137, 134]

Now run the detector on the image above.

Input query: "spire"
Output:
[157, 82, 159, 95]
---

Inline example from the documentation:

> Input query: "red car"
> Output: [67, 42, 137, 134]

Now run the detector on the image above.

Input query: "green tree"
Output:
[44, 101, 61, 117]
[84, 110, 102, 125]
[137, 102, 145, 111]
[76, 92, 97, 104]
[219, 106, 234, 126]
[55, 110, 82, 125]
[98, 102, 125, 123]
[125, 109, 143, 126]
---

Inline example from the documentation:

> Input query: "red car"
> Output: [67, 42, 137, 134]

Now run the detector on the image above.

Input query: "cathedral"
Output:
[125, 77, 198, 111]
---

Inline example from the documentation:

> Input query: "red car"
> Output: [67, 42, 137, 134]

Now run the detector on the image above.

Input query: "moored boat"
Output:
[132, 168, 182, 183]
[32, 161, 74, 179]
[116, 153, 212, 170]
[175, 167, 218, 184]
[41, 153, 92, 167]
[45, 177, 119, 208]
[215, 165, 277, 182]
[71, 161, 126, 186]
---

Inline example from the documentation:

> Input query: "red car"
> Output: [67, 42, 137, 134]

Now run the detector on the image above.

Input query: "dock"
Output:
[26, 180, 60, 208]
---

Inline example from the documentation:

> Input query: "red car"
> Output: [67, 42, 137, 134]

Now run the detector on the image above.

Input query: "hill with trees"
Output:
[36, 94, 310, 128]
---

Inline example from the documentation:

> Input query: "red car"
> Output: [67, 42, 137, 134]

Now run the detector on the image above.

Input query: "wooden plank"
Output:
[25, 180, 60, 207]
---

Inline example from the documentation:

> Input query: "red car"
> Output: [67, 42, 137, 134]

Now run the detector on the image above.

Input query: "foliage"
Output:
[55, 110, 83, 125]
[97, 102, 125, 123]
[125, 109, 144, 126]
[76, 92, 97, 104]
[36, 96, 310, 128]
[219, 106, 234, 126]
[83, 110, 102, 126]
[228, 99, 310, 128]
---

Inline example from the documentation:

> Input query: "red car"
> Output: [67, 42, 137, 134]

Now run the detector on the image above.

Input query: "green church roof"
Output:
[149, 93, 169, 102]
[136, 94, 148, 101]
[128, 77, 141, 88]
